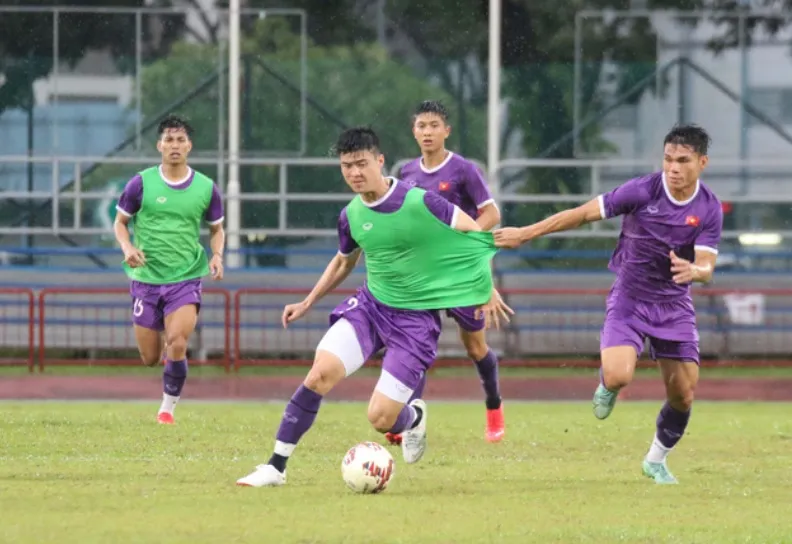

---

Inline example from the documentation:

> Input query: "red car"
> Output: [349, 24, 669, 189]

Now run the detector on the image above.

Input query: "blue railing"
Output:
[0, 245, 790, 273]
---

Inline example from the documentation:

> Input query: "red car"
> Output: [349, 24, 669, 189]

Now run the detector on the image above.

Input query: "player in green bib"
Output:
[114, 115, 225, 425]
[237, 126, 512, 488]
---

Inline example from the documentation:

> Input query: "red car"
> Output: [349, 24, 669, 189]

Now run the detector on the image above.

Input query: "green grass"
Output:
[1, 401, 791, 543]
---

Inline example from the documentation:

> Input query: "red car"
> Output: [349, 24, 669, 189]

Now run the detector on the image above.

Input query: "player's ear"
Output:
[156, 138, 163, 154]
[699, 154, 709, 170]
[377, 153, 385, 168]
[186, 139, 193, 154]
[445, 124, 451, 138]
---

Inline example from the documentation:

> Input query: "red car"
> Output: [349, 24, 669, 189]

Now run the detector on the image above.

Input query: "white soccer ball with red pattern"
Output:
[341, 441, 395, 494]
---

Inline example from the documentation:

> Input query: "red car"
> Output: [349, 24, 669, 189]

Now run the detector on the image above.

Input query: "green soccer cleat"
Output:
[642, 459, 679, 484]
[592, 384, 618, 420]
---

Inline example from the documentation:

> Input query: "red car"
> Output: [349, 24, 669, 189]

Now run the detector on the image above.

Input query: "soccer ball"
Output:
[341, 441, 395, 494]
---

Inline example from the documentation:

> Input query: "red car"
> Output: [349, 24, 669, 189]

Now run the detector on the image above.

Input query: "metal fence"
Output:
[2, 286, 790, 371]
[3, 155, 792, 239]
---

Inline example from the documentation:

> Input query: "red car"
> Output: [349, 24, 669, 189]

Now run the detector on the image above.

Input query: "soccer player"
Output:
[114, 115, 225, 424]
[494, 125, 723, 484]
[236, 126, 510, 488]
[392, 100, 505, 444]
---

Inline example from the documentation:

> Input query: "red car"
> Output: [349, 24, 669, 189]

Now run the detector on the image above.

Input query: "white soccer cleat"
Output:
[401, 399, 428, 464]
[235, 464, 287, 487]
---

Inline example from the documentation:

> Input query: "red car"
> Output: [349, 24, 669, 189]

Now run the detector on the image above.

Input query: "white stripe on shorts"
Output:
[375, 369, 414, 404]
[315, 318, 366, 376]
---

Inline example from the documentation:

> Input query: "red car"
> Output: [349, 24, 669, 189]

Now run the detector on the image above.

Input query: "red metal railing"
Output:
[232, 287, 792, 368]
[0, 288, 36, 372]
[38, 287, 231, 371]
[24, 286, 792, 369]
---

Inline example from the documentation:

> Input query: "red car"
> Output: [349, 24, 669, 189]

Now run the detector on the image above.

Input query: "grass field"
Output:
[1, 401, 791, 543]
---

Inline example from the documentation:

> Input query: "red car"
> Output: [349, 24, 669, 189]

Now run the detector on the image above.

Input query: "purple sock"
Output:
[474, 350, 501, 410]
[655, 402, 691, 449]
[275, 385, 323, 446]
[163, 359, 188, 397]
[388, 405, 418, 434]
[407, 372, 427, 404]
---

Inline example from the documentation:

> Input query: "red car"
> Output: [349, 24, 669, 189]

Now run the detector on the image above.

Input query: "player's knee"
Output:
[601, 366, 632, 389]
[465, 340, 489, 362]
[461, 331, 488, 361]
[165, 334, 188, 358]
[140, 352, 160, 367]
[367, 405, 397, 433]
[667, 387, 695, 412]
[303, 357, 345, 396]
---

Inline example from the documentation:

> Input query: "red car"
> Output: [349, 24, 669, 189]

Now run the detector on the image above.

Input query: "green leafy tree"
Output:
[136, 16, 488, 264]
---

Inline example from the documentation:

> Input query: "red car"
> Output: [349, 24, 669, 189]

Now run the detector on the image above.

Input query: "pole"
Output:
[487, 0, 502, 202]
[226, 0, 242, 268]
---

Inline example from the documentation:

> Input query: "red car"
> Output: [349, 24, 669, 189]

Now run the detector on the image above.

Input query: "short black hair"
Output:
[158, 114, 194, 139]
[663, 124, 711, 156]
[332, 126, 381, 156]
[413, 100, 449, 124]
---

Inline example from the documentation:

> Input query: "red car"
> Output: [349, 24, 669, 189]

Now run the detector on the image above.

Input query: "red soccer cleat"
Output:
[157, 412, 175, 425]
[384, 432, 402, 446]
[485, 405, 505, 442]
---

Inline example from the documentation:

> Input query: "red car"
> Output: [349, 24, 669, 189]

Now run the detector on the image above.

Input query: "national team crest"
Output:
[685, 215, 700, 227]
[438, 181, 451, 191]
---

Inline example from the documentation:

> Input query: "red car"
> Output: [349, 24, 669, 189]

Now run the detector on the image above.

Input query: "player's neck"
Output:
[361, 176, 392, 203]
[668, 183, 698, 202]
[421, 149, 449, 170]
[160, 163, 190, 182]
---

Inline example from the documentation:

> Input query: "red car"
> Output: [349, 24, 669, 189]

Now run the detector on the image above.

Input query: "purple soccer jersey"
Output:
[598, 172, 723, 361]
[336, 178, 458, 256]
[598, 172, 723, 302]
[130, 279, 202, 331]
[116, 166, 225, 225]
[399, 152, 494, 220]
[400, 153, 494, 332]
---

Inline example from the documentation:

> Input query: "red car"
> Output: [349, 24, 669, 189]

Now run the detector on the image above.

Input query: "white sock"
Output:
[159, 393, 179, 415]
[646, 434, 672, 463]
[274, 440, 296, 458]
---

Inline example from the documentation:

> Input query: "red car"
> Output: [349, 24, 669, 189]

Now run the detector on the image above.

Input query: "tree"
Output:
[0, 0, 192, 115]
[91, 16, 488, 265]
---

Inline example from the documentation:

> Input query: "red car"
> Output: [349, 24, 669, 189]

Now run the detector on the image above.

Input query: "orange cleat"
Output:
[384, 432, 402, 446]
[157, 412, 175, 425]
[485, 405, 505, 442]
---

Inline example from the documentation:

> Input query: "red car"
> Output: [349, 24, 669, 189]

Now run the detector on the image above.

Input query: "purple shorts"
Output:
[130, 279, 202, 331]
[329, 286, 441, 391]
[600, 283, 699, 364]
[445, 305, 485, 332]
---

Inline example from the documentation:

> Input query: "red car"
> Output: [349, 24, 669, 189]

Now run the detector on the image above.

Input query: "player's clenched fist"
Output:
[282, 301, 311, 328]
[122, 244, 146, 268]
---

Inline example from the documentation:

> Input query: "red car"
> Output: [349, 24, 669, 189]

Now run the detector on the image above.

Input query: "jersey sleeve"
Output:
[597, 177, 651, 219]
[695, 203, 724, 255]
[204, 183, 225, 225]
[116, 175, 143, 217]
[423, 191, 459, 227]
[337, 208, 360, 256]
[463, 162, 495, 209]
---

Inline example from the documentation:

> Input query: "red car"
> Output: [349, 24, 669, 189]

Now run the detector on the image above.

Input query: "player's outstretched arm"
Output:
[282, 250, 361, 327]
[493, 198, 603, 248]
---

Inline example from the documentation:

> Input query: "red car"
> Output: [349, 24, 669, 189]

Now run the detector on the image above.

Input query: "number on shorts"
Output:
[341, 297, 358, 314]
[132, 298, 144, 317]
